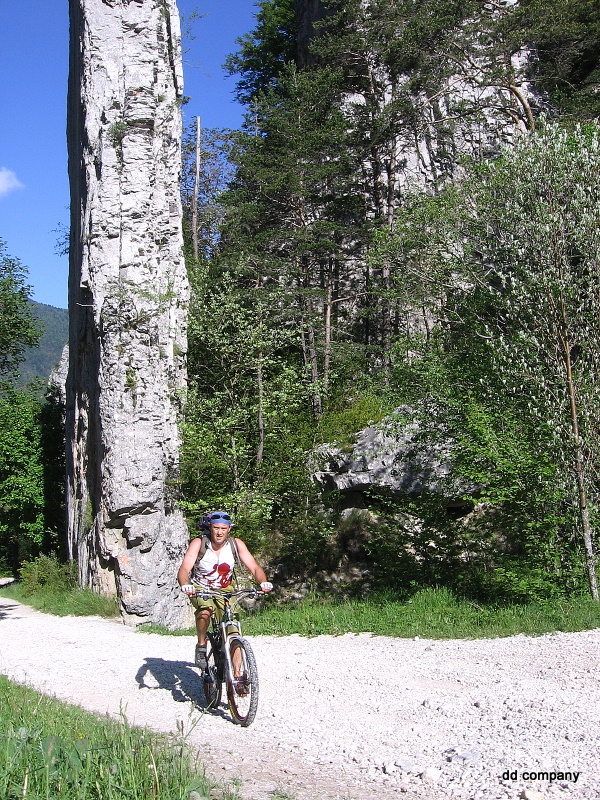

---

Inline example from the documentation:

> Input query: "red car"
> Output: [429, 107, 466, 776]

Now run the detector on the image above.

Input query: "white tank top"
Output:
[191, 539, 236, 589]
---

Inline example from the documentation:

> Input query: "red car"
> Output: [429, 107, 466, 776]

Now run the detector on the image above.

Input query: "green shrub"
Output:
[19, 554, 78, 595]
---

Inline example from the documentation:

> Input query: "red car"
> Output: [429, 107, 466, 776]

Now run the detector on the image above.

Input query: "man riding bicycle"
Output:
[178, 511, 273, 670]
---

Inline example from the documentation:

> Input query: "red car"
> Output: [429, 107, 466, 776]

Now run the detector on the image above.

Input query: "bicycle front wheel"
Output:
[202, 632, 222, 710]
[226, 636, 259, 726]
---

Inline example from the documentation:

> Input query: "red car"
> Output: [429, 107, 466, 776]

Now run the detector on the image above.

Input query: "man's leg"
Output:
[195, 608, 212, 645]
[194, 607, 212, 668]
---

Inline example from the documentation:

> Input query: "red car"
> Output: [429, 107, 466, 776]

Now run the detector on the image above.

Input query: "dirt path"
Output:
[0, 596, 598, 800]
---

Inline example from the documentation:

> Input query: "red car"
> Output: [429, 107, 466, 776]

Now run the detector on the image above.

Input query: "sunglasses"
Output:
[209, 513, 231, 522]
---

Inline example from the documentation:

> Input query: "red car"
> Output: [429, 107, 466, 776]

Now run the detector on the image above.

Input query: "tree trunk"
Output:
[256, 350, 265, 468]
[323, 261, 333, 400]
[305, 312, 322, 418]
[563, 325, 599, 600]
[67, 0, 191, 627]
[191, 116, 201, 262]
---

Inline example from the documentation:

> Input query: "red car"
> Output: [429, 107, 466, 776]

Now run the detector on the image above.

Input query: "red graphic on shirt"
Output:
[205, 562, 232, 588]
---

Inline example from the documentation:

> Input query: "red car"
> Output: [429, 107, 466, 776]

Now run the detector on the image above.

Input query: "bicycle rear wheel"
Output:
[202, 632, 222, 709]
[226, 636, 259, 726]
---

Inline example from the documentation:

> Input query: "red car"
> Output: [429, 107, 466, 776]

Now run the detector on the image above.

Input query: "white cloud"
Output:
[0, 167, 24, 198]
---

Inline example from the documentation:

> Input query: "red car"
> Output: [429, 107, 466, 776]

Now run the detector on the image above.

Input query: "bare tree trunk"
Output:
[191, 116, 201, 262]
[256, 350, 265, 468]
[230, 433, 240, 492]
[323, 261, 333, 399]
[305, 311, 322, 418]
[296, 253, 322, 419]
[563, 324, 599, 600]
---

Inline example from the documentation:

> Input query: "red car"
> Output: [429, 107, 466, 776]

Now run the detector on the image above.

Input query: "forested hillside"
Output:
[179, 0, 600, 603]
[18, 302, 68, 387]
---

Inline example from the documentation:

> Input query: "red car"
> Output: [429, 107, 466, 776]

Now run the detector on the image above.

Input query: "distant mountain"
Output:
[17, 301, 69, 386]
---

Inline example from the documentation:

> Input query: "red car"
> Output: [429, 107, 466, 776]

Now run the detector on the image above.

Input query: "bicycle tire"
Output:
[226, 636, 259, 726]
[202, 632, 222, 709]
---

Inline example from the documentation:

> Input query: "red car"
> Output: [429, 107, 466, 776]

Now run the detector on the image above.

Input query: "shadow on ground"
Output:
[0, 602, 24, 621]
[135, 657, 206, 703]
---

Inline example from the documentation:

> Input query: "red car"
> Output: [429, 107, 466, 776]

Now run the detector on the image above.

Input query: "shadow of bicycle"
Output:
[0, 602, 24, 621]
[135, 658, 229, 719]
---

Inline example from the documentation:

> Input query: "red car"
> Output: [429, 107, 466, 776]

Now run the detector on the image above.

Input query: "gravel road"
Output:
[0, 595, 598, 800]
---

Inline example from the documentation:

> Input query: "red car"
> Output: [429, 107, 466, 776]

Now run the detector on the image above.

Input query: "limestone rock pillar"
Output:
[67, 0, 191, 627]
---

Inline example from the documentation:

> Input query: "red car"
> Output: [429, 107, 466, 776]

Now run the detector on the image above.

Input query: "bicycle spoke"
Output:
[226, 637, 259, 726]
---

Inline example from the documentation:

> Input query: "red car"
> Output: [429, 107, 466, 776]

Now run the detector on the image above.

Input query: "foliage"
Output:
[224, 0, 297, 103]
[19, 553, 78, 595]
[454, 122, 600, 597]
[0, 240, 41, 379]
[373, 122, 600, 599]
[500, 0, 600, 119]
[0, 676, 218, 800]
[0, 388, 45, 571]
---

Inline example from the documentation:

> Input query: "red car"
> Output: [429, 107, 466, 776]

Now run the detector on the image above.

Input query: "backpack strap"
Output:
[196, 533, 210, 561]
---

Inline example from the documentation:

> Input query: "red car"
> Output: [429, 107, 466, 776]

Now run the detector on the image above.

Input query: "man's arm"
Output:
[177, 537, 202, 587]
[234, 537, 270, 586]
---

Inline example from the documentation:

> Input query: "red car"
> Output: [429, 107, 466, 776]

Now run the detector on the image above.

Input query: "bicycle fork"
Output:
[221, 619, 242, 682]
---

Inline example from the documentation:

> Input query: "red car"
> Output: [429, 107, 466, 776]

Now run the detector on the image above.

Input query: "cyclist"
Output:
[178, 510, 273, 669]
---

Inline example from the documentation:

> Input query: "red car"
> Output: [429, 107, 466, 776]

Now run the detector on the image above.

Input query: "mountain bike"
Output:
[191, 586, 262, 726]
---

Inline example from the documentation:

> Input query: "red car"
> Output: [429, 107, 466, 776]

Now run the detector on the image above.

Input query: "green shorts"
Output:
[191, 584, 238, 624]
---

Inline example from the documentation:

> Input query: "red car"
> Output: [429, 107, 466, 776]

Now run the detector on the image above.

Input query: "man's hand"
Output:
[260, 581, 273, 592]
[180, 584, 195, 595]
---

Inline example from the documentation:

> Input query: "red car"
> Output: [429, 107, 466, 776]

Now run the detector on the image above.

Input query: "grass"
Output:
[240, 586, 600, 639]
[0, 675, 232, 800]
[138, 587, 600, 640]
[0, 582, 119, 618]
[3, 581, 600, 640]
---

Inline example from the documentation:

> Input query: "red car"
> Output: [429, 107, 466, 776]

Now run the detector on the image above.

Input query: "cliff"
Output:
[67, 0, 191, 627]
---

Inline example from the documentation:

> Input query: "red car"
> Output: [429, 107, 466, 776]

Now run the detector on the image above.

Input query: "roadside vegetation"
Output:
[0, 580, 118, 618]
[0, 675, 226, 800]
[3, 555, 600, 640]
[0, 554, 117, 618]
[241, 588, 600, 639]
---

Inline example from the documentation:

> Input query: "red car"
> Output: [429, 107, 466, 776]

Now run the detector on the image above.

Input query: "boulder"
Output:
[314, 407, 475, 505]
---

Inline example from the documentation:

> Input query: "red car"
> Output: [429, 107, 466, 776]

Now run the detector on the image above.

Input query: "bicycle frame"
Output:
[211, 592, 242, 684]
[192, 588, 259, 681]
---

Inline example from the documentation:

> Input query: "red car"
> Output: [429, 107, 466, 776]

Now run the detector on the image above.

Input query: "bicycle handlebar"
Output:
[189, 586, 265, 601]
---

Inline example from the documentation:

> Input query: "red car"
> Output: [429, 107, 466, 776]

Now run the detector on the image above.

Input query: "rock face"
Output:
[48, 343, 69, 404]
[67, 0, 191, 627]
[314, 408, 476, 506]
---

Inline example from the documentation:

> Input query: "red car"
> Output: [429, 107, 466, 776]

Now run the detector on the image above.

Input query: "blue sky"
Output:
[0, 1, 258, 309]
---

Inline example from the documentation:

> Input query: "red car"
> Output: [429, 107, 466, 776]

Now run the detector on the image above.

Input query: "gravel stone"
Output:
[0, 596, 598, 800]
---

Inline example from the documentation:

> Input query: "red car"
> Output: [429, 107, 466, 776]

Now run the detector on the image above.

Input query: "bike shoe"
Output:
[195, 644, 207, 670]
[235, 675, 250, 696]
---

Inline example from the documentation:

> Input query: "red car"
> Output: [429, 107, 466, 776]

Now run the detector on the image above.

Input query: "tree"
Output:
[462, 123, 600, 599]
[500, 0, 600, 120]
[380, 123, 600, 599]
[224, 0, 297, 104]
[180, 124, 234, 267]
[0, 388, 45, 572]
[0, 240, 41, 379]
[222, 62, 365, 416]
